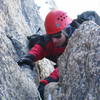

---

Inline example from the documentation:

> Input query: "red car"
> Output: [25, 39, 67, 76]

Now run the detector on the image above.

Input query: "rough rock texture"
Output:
[44, 83, 60, 100]
[0, 0, 44, 57]
[0, 33, 40, 99]
[44, 21, 100, 100]
[58, 21, 100, 100]
[1, 0, 100, 99]
[0, 0, 56, 99]
[37, 58, 54, 79]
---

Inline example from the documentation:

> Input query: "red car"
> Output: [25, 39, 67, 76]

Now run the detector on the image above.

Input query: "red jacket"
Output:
[28, 35, 67, 63]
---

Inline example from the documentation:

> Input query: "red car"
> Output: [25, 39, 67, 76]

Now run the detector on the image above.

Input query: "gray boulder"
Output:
[0, 0, 44, 99]
[44, 21, 100, 100]
[58, 21, 100, 100]
[0, 33, 40, 100]
[0, 0, 57, 99]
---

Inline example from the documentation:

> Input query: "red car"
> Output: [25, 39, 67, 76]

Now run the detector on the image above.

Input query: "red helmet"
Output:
[45, 10, 72, 35]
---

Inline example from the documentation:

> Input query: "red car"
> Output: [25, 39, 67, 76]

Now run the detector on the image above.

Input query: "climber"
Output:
[17, 10, 88, 100]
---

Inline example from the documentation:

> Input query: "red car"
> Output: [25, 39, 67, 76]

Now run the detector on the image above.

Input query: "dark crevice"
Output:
[7, 35, 25, 58]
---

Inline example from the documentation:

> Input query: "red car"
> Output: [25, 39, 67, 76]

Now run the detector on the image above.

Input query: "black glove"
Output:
[38, 82, 46, 100]
[71, 15, 89, 29]
[17, 54, 35, 70]
[27, 34, 43, 50]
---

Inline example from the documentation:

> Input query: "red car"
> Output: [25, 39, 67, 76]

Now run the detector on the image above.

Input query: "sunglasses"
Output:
[61, 25, 76, 38]
[49, 32, 62, 38]
[48, 25, 75, 38]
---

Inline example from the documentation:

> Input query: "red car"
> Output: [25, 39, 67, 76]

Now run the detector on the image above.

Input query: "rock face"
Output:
[0, 0, 56, 99]
[44, 21, 100, 100]
[0, 34, 40, 99]
[58, 21, 100, 100]
[0, 0, 42, 99]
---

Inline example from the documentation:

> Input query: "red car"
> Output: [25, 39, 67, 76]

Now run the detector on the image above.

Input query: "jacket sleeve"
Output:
[40, 68, 59, 85]
[28, 44, 45, 61]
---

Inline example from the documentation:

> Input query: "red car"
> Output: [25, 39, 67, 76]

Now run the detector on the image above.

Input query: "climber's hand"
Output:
[17, 54, 35, 70]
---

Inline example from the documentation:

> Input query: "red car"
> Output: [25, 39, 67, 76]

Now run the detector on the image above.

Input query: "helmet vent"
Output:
[57, 16, 66, 21]
[61, 19, 63, 21]
[57, 18, 60, 20]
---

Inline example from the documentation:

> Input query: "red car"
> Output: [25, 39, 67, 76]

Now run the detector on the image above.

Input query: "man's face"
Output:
[51, 33, 66, 47]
